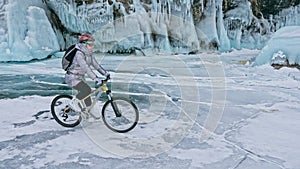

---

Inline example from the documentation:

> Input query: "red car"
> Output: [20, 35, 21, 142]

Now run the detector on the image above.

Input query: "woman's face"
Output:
[86, 42, 94, 52]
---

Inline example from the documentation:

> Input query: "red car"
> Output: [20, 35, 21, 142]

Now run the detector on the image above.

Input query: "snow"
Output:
[1, 50, 300, 168]
[254, 26, 300, 65]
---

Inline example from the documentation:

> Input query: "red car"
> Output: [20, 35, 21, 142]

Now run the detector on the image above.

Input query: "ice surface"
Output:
[1, 50, 300, 168]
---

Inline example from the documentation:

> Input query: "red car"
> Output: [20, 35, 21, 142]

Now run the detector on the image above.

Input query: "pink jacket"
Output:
[65, 43, 108, 87]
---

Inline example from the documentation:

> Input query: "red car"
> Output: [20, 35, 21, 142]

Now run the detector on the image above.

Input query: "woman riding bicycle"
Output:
[65, 33, 110, 110]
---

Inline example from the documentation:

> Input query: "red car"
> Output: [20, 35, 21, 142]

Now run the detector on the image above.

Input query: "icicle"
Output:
[167, 0, 171, 21]
[216, 0, 230, 51]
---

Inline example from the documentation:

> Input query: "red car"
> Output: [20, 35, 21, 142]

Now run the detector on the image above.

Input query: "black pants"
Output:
[73, 81, 92, 107]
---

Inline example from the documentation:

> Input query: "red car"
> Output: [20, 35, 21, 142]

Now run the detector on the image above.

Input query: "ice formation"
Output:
[0, 0, 59, 62]
[254, 26, 300, 66]
[0, 0, 300, 61]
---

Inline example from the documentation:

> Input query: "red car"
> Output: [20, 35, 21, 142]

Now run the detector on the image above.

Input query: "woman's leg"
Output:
[73, 81, 92, 107]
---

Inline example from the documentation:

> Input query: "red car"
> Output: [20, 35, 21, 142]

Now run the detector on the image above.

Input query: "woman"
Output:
[65, 33, 110, 110]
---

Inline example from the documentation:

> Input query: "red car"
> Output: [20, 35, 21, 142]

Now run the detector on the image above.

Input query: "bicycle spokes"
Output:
[55, 101, 63, 106]
[51, 95, 82, 127]
[51, 80, 139, 132]
[102, 98, 139, 133]
[112, 116, 131, 126]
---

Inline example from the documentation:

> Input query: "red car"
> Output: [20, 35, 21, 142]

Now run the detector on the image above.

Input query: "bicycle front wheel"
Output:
[102, 97, 139, 133]
[51, 95, 81, 127]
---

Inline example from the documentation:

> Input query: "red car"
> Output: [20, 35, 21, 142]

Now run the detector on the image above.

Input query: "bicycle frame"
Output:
[71, 80, 122, 119]
[51, 79, 138, 131]
[79, 81, 111, 113]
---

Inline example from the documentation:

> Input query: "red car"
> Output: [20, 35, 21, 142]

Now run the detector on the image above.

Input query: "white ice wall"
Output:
[0, 0, 59, 62]
[1, 0, 299, 61]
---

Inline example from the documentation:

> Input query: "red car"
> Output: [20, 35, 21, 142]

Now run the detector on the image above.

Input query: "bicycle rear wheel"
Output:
[51, 95, 81, 127]
[102, 97, 139, 133]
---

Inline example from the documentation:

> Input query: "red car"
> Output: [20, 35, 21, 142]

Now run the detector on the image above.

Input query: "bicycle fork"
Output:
[107, 94, 122, 117]
[102, 82, 122, 118]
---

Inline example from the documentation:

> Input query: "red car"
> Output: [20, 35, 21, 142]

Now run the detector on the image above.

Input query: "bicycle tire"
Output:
[51, 94, 81, 127]
[102, 97, 139, 133]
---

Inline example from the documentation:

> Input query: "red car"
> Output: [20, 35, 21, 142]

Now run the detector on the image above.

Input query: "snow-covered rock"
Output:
[254, 26, 300, 67]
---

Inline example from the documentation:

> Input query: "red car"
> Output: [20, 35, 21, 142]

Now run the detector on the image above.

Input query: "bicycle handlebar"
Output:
[102, 77, 110, 83]
[94, 77, 110, 86]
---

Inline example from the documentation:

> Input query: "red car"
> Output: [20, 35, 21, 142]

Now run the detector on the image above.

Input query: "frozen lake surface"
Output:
[0, 50, 299, 169]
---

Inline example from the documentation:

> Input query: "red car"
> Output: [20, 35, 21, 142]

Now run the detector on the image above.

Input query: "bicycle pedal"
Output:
[62, 114, 68, 121]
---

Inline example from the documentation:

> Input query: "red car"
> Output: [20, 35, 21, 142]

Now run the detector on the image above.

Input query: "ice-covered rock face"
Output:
[0, 0, 60, 62]
[43, 0, 300, 54]
[223, 0, 270, 50]
[0, 0, 9, 57]
[44, 0, 213, 54]
[44, 0, 113, 33]
[0, 0, 300, 61]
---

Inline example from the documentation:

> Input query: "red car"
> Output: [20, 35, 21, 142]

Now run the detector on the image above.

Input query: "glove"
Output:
[105, 73, 110, 80]
[94, 78, 102, 85]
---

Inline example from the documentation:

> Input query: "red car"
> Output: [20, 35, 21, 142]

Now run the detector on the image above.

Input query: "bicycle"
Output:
[50, 79, 139, 133]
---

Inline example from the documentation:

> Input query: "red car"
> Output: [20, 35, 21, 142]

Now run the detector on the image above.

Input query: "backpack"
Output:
[62, 44, 79, 71]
